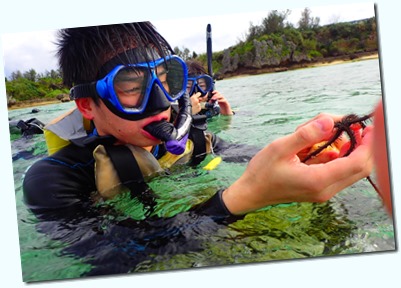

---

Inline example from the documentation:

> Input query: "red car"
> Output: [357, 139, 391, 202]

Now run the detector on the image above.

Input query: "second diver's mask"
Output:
[186, 74, 214, 97]
[70, 48, 193, 155]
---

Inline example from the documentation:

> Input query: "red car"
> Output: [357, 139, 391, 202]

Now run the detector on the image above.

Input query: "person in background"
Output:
[186, 59, 234, 117]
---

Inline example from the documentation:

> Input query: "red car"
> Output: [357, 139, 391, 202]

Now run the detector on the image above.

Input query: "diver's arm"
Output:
[191, 189, 243, 222]
[210, 133, 260, 163]
[23, 145, 96, 211]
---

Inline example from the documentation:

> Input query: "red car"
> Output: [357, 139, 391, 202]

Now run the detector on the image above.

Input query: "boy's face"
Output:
[81, 46, 178, 148]
[89, 97, 171, 148]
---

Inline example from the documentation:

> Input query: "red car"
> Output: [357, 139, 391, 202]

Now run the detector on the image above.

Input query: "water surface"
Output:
[9, 59, 395, 282]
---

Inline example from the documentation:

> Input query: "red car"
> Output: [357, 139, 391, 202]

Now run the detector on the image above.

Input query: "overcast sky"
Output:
[1, 2, 374, 78]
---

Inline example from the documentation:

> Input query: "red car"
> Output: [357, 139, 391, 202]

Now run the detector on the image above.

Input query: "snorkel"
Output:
[143, 92, 192, 155]
[206, 23, 215, 101]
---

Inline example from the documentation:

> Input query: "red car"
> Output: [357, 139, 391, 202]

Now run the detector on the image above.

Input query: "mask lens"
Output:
[186, 79, 195, 94]
[100, 55, 186, 114]
[158, 57, 186, 100]
[196, 75, 213, 94]
[113, 67, 149, 111]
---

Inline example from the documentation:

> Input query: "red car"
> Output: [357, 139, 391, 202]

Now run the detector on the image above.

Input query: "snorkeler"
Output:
[22, 22, 373, 276]
[9, 117, 45, 137]
[186, 59, 234, 117]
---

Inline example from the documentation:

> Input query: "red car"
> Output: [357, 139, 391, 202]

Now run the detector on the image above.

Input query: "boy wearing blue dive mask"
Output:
[69, 46, 192, 154]
[22, 22, 374, 276]
[186, 59, 234, 117]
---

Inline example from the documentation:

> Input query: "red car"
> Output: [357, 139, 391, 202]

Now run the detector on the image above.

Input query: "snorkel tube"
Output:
[204, 23, 220, 117]
[144, 92, 192, 155]
[206, 24, 215, 101]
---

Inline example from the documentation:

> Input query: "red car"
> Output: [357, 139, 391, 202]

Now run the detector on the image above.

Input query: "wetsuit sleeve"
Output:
[191, 189, 243, 223]
[23, 145, 96, 212]
[210, 132, 260, 163]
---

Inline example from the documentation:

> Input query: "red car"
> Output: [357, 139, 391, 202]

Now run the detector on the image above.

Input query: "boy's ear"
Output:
[75, 98, 95, 120]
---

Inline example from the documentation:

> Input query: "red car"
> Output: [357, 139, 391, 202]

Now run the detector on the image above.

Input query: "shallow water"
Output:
[9, 59, 395, 282]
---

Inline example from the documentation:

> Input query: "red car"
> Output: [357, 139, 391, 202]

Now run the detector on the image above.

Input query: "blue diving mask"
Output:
[70, 50, 188, 121]
[186, 74, 213, 96]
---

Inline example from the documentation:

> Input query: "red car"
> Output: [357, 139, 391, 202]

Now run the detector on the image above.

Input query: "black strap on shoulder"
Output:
[104, 145, 144, 185]
[103, 145, 157, 215]
[189, 114, 208, 166]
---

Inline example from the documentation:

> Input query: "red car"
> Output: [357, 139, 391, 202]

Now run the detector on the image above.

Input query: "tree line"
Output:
[6, 68, 68, 107]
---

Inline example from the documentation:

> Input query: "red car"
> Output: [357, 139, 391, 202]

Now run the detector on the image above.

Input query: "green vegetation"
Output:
[6, 68, 69, 107]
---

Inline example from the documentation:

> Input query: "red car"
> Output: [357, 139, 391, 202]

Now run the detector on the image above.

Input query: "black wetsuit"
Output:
[22, 129, 259, 276]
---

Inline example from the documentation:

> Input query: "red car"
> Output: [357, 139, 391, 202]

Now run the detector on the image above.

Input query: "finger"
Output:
[312, 167, 372, 202]
[273, 116, 335, 158]
[296, 113, 344, 131]
[311, 128, 374, 187]
[212, 96, 223, 102]
[320, 158, 373, 200]
[199, 94, 207, 101]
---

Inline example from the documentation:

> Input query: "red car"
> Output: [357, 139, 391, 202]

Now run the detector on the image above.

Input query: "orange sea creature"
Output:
[299, 114, 371, 164]
[298, 113, 379, 194]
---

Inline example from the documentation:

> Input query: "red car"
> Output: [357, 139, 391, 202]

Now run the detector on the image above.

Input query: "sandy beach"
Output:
[8, 99, 68, 111]
[307, 52, 378, 68]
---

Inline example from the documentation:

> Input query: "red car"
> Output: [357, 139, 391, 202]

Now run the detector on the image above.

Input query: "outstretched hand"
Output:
[222, 114, 374, 215]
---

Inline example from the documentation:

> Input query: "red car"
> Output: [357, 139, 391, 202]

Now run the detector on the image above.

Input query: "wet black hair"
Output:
[186, 59, 207, 77]
[56, 22, 173, 88]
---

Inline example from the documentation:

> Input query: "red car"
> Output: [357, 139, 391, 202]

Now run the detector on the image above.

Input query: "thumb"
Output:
[275, 116, 335, 157]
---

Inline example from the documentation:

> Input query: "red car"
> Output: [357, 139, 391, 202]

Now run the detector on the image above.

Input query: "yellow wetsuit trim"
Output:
[44, 108, 91, 155]
[203, 156, 222, 170]
[44, 129, 71, 155]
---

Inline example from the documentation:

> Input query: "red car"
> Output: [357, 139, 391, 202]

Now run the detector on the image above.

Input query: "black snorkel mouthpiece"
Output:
[144, 92, 192, 155]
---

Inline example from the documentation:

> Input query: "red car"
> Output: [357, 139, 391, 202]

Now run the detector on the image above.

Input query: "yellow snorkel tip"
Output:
[203, 156, 222, 171]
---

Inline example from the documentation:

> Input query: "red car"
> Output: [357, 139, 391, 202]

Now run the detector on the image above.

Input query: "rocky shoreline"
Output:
[7, 52, 378, 111]
[220, 51, 378, 79]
